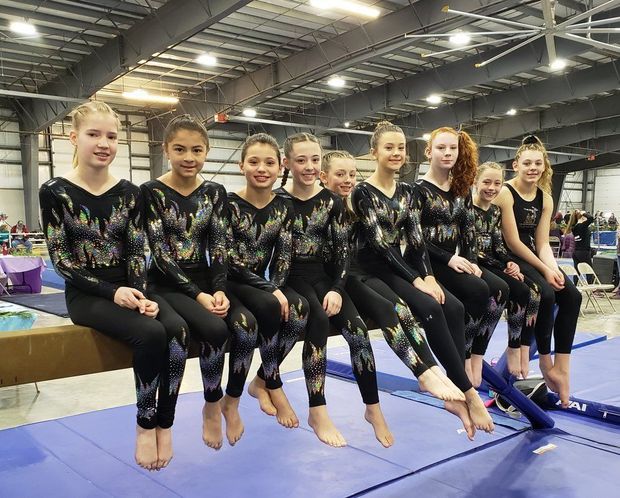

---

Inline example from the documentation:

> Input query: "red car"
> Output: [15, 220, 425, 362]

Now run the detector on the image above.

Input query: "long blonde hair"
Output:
[514, 135, 553, 194]
[70, 101, 120, 168]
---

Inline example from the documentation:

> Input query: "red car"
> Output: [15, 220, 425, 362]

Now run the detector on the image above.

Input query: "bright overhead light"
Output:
[422, 133, 431, 140]
[327, 76, 346, 88]
[10, 21, 37, 36]
[242, 108, 257, 118]
[310, 0, 380, 18]
[197, 53, 217, 66]
[426, 94, 442, 105]
[506, 108, 517, 116]
[344, 122, 350, 128]
[449, 32, 471, 45]
[550, 58, 567, 71]
[122, 90, 178, 104]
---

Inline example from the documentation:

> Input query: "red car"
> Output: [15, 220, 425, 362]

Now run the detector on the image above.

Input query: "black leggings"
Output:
[431, 263, 508, 357]
[256, 286, 309, 389]
[148, 285, 230, 404]
[511, 258, 581, 355]
[226, 281, 301, 395]
[288, 262, 379, 407]
[362, 263, 472, 393]
[482, 266, 541, 349]
[345, 273, 436, 378]
[66, 284, 188, 429]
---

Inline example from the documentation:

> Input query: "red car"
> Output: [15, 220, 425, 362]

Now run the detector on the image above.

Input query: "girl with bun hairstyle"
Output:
[494, 135, 581, 407]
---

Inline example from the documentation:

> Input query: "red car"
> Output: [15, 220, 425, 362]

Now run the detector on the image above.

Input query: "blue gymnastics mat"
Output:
[358, 429, 620, 498]
[0, 372, 521, 498]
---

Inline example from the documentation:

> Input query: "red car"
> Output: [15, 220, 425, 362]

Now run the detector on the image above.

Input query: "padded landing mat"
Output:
[359, 429, 620, 498]
[0, 372, 519, 498]
[0, 292, 68, 317]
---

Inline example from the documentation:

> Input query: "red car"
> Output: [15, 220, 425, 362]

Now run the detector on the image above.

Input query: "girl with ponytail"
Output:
[494, 135, 581, 408]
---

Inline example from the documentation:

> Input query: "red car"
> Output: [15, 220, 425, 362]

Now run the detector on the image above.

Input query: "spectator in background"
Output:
[0, 213, 10, 245]
[613, 227, 620, 299]
[572, 210, 595, 283]
[608, 212, 618, 231]
[10, 220, 33, 252]
[561, 210, 577, 259]
[549, 212, 563, 238]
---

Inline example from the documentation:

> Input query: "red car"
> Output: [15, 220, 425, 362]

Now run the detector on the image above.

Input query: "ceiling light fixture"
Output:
[10, 21, 37, 36]
[449, 32, 471, 45]
[426, 94, 442, 105]
[422, 133, 431, 140]
[327, 76, 346, 88]
[344, 122, 351, 128]
[122, 90, 178, 104]
[310, 0, 380, 19]
[242, 108, 257, 118]
[506, 108, 517, 116]
[197, 53, 217, 66]
[550, 58, 567, 71]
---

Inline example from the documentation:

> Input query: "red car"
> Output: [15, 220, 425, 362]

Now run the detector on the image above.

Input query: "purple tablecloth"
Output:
[0, 256, 46, 293]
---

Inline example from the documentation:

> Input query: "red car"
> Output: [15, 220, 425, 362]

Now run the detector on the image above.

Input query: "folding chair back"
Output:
[576, 262, 616, 312]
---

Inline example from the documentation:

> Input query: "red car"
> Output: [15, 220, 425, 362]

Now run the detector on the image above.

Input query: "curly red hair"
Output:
[426, 127, 478, 198]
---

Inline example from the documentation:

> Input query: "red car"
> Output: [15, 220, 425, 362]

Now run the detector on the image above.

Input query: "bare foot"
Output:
[135, 426, 158, 471]
[155, 427, 173, 470]
[268, 387, 299, 428]
[364, 403, 394, 448]
[308, 406, 346, 447]
[520, 345, 530, 379]
[465, 359, 474, 386]
[464, 388, 494, 433]
[469, 355, 484, 388]
[539, 355, 559, 393]
[418, 369, 461, 401]
[430, 366, 465, 401]
[444, 400, 475, 441]
[221, 395, 244, 446]
[543, 356, 570, 408]
[248, 376, 277, 416]
[202, 401, 223, 450]
[506, 347, 521, 378]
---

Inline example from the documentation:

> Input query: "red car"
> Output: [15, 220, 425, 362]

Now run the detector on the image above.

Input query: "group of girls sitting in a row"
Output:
[39, 101, 580, 472]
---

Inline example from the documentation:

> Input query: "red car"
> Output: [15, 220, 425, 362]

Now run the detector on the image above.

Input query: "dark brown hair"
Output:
[163, 114, 210, 149]
[241, 133, 281, 164]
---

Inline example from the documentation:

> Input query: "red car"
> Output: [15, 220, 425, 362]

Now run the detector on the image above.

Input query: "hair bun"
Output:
[375, 120, 394, 131]
[522, 135, 542, 146]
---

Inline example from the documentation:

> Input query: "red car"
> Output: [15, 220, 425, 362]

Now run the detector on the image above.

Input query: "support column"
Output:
[401, 139, 425, 184]
[147, 116, 168, 179]
[19, 126, 40, 230]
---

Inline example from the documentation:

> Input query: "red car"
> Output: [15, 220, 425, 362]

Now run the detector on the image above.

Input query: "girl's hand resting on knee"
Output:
[448, 255, 477, 275]
[140, 299, 159, 318]
[212, 291, 230, 318]
[413, 277, 445, 304]
[197, 292, 226, 317]
[323, 291, 342, 317]
[273, 289, 289, 321]
[114, 287, 146, 310]
[545, 267, 565, 291]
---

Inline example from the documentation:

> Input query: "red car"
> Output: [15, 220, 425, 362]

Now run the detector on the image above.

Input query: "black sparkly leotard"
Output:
[352, 181, 471, 392]
[411, 180, 508, 357]
[141, 179, 230, 403]
[226, 193, 308, 391]
[276, 186, 378, 407]
[40, 177, 181, 429]
[474, 204, 541, 349]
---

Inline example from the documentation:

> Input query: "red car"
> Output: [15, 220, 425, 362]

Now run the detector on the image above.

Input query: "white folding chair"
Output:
[559, 264, 587, 316]
[576, 262, 617, 313]
[549, 236, 561, 258]
[0, 266, 9, 296]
